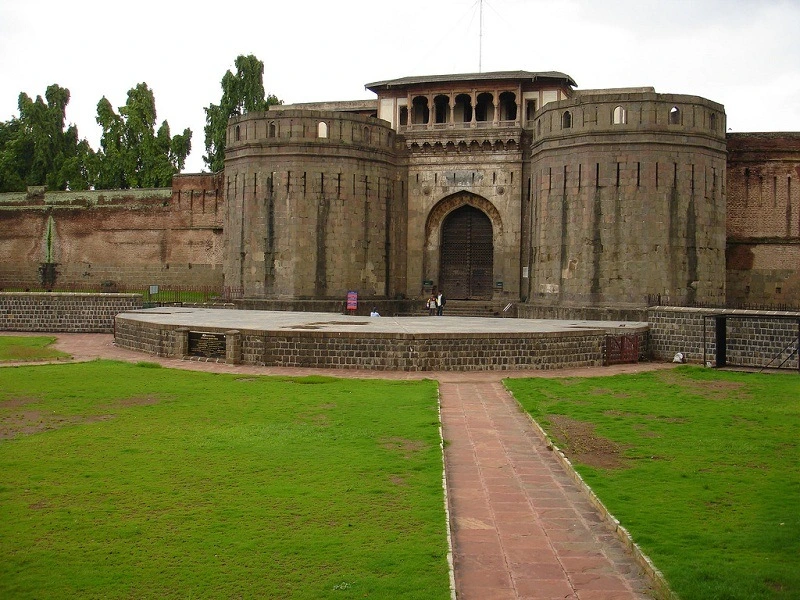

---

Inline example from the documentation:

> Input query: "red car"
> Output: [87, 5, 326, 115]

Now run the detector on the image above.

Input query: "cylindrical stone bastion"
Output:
[528, 92, 728, 307]
[223, 110, 403, 300]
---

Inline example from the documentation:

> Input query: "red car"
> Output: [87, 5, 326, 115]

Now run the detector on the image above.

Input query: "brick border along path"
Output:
[3, 333, 674, 599]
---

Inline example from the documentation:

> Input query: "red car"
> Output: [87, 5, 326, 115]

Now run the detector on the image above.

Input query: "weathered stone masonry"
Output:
[113, 313, 609, 371]
[0, 292, 142, 333]
[529, 93, 727, 307]
[0, 70, 797, 313]
[726, 133, 800, 306]
[223, 110, 404, 300]
[0, 174, 224, 291]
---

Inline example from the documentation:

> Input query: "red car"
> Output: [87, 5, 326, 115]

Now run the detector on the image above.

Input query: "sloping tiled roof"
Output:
[365, 70, 577, 91]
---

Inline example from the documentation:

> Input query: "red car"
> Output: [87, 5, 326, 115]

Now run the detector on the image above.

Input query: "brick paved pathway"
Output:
[2, 333, 667, 599]
[442, 380, 654, 599]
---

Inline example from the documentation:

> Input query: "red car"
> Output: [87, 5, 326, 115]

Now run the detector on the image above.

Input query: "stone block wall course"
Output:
[528, 93, 727, 308]
[114, 316, 606, 371]
[648, 306, 799, 369]
[0, 293, 142, 333]
[224, 110, 402, 300]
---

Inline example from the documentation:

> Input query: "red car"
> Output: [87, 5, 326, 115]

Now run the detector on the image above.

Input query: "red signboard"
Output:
[346, 291, 358, 312]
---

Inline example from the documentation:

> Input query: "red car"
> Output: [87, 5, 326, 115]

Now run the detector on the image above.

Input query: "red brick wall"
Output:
[0, 174, 225, 290]
[726, 133, 800, 306]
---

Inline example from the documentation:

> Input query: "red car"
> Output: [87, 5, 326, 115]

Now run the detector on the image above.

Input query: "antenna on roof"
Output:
[478, 0, 483, 72]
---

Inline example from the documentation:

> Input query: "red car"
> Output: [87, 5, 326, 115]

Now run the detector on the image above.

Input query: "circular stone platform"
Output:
[114, 308, 648, 372]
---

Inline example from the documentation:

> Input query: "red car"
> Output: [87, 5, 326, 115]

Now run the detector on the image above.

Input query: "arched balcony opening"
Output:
[454, 94, 473, 123]
[709, 112, 717, 131]
[411, 96, 429, 125]
[669, 106, 681, 125]
[433, 95, 450, 124]
[475, 92, 494, 122]
[268, 122, 276, 138]
[562, 111, 572, 129]
[525, 99, 537, 123]
[613, 106, 627, 125]
[317, 122, 328, 138]
[399, 106, 408, 127]
[498, 91, 517, 122]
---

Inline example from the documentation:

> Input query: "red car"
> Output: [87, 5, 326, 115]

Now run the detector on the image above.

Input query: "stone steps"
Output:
[409, 300, 516, 318]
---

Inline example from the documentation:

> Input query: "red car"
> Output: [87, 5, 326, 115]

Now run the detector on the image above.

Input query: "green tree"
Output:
[95, 83, 191, 189]
[0, 118, 26, 192]
[0, 84, 94, 192]
[203, 54, 281, 172]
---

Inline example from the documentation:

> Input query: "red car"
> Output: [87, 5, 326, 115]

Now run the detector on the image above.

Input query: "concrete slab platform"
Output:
[119, 307, 646, 334]
[114, 308, 648, 372]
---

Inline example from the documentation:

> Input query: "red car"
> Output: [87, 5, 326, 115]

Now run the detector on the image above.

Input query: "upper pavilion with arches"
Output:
[365, 70, 576, 132]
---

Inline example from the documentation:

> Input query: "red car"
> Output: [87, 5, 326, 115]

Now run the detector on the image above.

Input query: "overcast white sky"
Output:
[1, 0, 799, 174]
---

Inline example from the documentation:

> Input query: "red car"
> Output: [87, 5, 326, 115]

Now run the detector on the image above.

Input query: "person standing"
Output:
[427, 293, 437, 316]
[436, 290, 445, 316]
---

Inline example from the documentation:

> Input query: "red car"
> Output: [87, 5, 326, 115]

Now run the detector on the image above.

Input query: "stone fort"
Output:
[1, 70, 798, 311]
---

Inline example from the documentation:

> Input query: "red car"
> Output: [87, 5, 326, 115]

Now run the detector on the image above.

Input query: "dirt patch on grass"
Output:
[0, 396, 42, 409]
[118, 396, 161, 408]
[390, 475, 408, 486]
[0, 411, 114, 439]
[546, 415, 629, 469]
[296, 403, 337, 427]
[381, 437, 425, 458]
[604, 410, 688, 424]
[656, 370, 750, 400]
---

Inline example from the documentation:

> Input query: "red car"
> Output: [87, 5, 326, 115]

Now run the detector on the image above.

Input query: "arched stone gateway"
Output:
[440, 205, 494, 300]
[424, 193, 502, 300]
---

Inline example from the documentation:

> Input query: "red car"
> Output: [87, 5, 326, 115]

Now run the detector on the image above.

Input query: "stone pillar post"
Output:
[174, 327, 189, 358]
[493, 91, 500, 125]
[448, 94, 454, 127]
[470, 91, 477, 127]
[427, 95, 434, 128]
[226, 330, 242, 364]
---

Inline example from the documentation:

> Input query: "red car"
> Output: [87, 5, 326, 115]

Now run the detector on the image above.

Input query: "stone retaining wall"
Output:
[648, 306, 799, 369]
[0, 292, 142, 333]
[113, 315, 606, 371]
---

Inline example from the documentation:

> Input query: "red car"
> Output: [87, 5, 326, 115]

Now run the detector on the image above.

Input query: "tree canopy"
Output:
[203, 54, 281, 172]
[0, 84, 94, 192]
[0, 82, 191, 192]
[95, 83, 191, 189]
[0, 54, 279, 190]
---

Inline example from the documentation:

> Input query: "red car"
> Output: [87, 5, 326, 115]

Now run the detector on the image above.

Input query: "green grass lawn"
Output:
[0, 361, 450, 599]
[0, 336, 71, 362]
[506, 366, 800, 600]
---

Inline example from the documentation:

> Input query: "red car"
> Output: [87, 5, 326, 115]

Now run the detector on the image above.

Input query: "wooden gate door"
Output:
[439, 206, 493, 299]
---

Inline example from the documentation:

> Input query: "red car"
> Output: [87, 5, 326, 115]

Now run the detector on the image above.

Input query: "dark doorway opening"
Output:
[439, 205, 493, 299]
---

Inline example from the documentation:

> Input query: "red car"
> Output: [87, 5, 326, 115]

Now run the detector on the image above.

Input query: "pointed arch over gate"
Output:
[424, 192, 503, 300]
